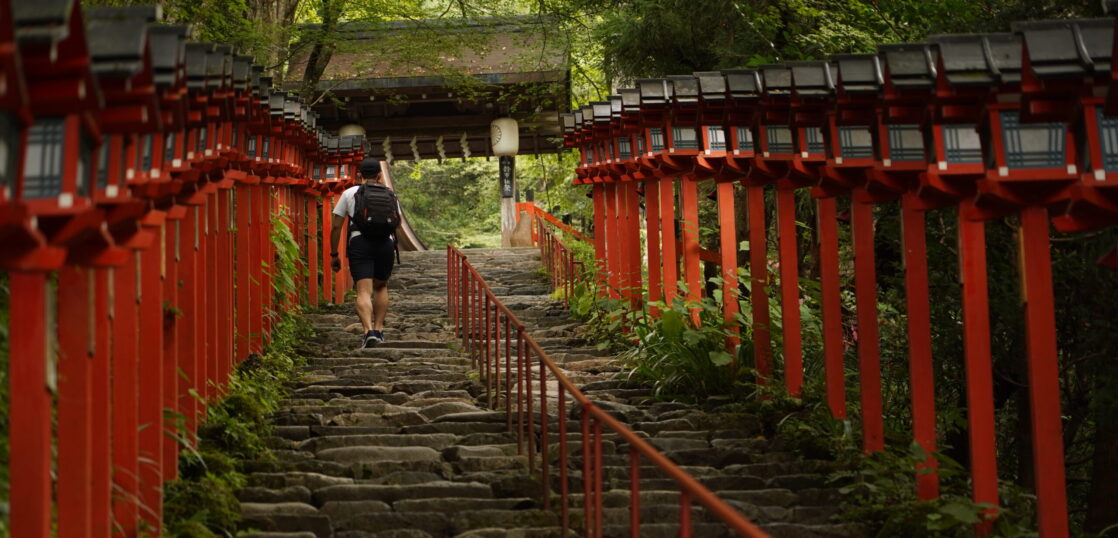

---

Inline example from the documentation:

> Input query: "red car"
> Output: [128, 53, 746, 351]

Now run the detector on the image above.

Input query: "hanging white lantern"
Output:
[490, 117, 519, 156]
[339, 123, 366, 137]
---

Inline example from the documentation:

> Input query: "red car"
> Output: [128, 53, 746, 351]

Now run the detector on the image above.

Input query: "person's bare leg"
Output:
[372, 278, 389, 330]
[355, 278, 374, 332]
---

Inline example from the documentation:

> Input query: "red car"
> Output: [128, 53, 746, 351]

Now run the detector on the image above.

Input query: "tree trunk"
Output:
[301, 0, 343, 99]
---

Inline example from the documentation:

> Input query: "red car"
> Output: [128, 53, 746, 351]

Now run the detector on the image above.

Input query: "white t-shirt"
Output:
[332, 183, 402, 239]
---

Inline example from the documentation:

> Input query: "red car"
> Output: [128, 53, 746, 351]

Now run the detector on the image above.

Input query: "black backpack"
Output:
[352, 183, 400, 240]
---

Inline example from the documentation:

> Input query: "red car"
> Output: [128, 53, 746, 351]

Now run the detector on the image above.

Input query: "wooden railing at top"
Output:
[447, 244, 769, 538]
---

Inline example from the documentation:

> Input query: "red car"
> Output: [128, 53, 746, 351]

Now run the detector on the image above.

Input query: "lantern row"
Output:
[1, 1, 368, 537]
[558, 17, 1118, 538]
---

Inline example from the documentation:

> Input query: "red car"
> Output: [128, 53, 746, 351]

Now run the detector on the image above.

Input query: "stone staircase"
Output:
[237, 248, 866, 538]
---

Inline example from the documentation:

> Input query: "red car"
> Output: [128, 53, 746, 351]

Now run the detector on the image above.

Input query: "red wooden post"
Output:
[900, 194, 939, 498]
[817, 197, 846, 419]
[321, 193, 333, 305]
[851, 199, 884, 452]
[679, 177, 701, 321]
[196, 198, 211, 401]
[746, 184, 771, 379]
[8, 272, 53, 538]
[111, 251, 141, 535]
[605, 182, 621, 299]
[592, 184, 607, 293]
[659, 176, 678, 306]
[218, 186, 234, 381]
[250, 184, 264, 349]
[235, 186, 251, 361]
[717, 181, 740, 348]
[179, 205, 199, 432]
[645, 180, 662, 314]
[163, 207, 184, 481]
[57, 265, 93, 538]
[957, 201, 1000, 530]
[138, 211, 166, 529]
[624, 181, 643, 308]
[776, 187, 803, 396]
[1018, 206, 1069, 537]
[309, 197, 319, 306]
[88, 267, 112, 538]
[207, 191, 220, 395]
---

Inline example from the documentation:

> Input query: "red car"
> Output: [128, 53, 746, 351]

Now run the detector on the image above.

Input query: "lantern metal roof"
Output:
[831, 54, 883, 94]
[759, 65, 792, 97]
[668, 75, 699, 104]
[695, 71, 727, 102]
[879, 43, 938, 89]
[637, 78, 669, 106]
[184, 42, 213, 90]
[722, 69, 763, 100]
[85, 6, 160, 78]
[1013, 18, 1114, 78]
[928, 33, 1022, 87]
[12, 0, 75, 43]
[789, 61, 835, 97]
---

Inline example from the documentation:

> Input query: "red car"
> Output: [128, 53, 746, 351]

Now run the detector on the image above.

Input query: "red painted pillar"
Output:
[957, 202, 1000, 529]
[196, 200, 211, 402]
[321, 194, 333, 305]
[207, 192, 220, 395]
[679, 177, 702, 322]
[817, 197, 846, 419]
[111, 251, 140, 536]
[592, 184, 607, 293]
[776, 187, 803, 397]
[218, 188, 234, 382]
[235, 186, 251, 360]
[8, 272, 53, 538]
[91, 267, 112, 538]
[747, 184, 771, 379]
[604, 182, 621, 299]
[1017, 206, 1069, 537]
[645, 180, 662, 315]
[900, 195, 939, 498]
[624, 182, 643, 308]
[659, 177, 678, 307]
[335, 203, 348, 304]
[163, 209, 182, 481]
[717, 181, 740, 347]
[178, 206, 199, 433]
[851, 200, 883, 453]
[309, 197, 320, 307]
[57, 265, 93, 538]
[138, 213, 165, 529]
[249, 185, 263, 351]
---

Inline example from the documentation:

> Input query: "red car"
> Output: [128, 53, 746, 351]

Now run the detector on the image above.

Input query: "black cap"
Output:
[359, 157, 381, 178]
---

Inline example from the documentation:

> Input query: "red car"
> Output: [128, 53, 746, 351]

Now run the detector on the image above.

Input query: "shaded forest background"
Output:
[79, 0, 1118, 533]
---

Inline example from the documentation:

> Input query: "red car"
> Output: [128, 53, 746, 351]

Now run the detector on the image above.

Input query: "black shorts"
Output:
[347, 233, 395, 282]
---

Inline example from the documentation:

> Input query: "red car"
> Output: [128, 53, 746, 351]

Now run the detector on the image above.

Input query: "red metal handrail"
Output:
[446, 244, 769, 537]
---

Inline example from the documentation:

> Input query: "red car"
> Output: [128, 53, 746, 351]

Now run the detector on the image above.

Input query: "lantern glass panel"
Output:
[247, 136, 257, 158]
[313, 165, 321, 180]
[340, 164, 347, 177]
[839, 126, 874, 159]
[164, 132, 176, 163]
[24, 117, 66, 199]
[1096, 109, 1118, 172]
[672, 126, 699, 150]
[706, 126, 727, 151]
[766, 126, 794, 154]
[805, 127, 825, 154]
[0, 114, 18, 196]
[584, 149, 592, 165]
[77, 134, 92, 198]
[887, 125, 925, 162]
[650, 128, 665, 152]
[326, 165, 336, 179]
[736, 127, 755, 152]
[231, 126, 239, 149]
[97, 141, 110, 190]
[943, 125, 983, 164]
[618, 137, 632, 159]
[1000, 111, 1065, 169]
[637, 134, 646, 155]
[141, 134, 153, 170]
[198, 127, 207, 153]
[262, 137, 271, 159]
